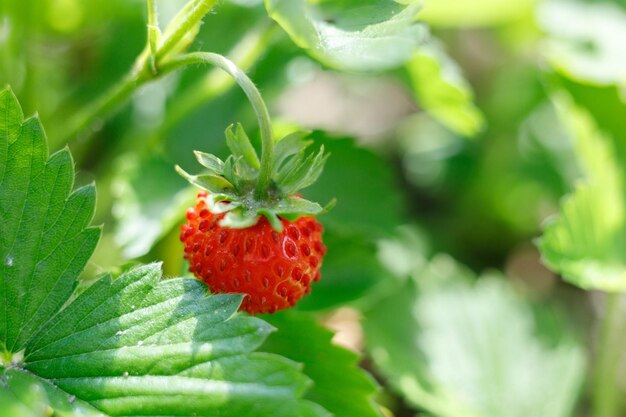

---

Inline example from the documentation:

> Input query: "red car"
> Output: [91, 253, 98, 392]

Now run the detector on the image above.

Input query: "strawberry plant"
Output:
[0, 87, 330, 416]
[3, 0, 626, 416]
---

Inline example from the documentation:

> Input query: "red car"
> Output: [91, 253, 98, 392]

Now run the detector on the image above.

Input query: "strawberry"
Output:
[177, 114, 333, 314]
[176, 59, 333, 314]
[181, 191, 326, 314]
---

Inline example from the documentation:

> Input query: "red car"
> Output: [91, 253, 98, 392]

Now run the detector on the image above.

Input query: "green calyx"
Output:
[176, 123, 334, 231]
[173, 52, 332, 230]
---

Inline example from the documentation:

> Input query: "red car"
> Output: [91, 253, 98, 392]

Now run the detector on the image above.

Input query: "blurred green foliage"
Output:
[4, 0, 626, 415]
[366, 254, 585, 417]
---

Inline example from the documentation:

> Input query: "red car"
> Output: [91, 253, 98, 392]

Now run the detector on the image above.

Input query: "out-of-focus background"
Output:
[2, 0, 626, 415]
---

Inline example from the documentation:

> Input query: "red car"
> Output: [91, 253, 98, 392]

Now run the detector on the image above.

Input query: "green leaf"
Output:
[0, 367, 50, 417]
[552, 75, 626, 164]
[0, 88, 100, 354]
[304, 133, 407, 238]
[407, 40, 485, 137]
[265, 0, 426, 71]
[263, 312, 381, 417]
[225, 123, 261, 170]
[21, 264, 323, 417]
[538, 97, 626, 291]
[0, 87, 328, 417]
[364, 255, 586, 417]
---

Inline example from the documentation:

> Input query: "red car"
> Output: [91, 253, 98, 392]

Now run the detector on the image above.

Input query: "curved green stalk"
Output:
[156, 23, 278, 137]
[159, 52, 275, 201]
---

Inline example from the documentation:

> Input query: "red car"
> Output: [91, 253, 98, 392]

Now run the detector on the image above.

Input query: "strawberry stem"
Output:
[160, 52, 275, 201]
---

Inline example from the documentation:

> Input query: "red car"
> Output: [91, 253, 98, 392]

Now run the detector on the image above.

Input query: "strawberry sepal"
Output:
[177, 123, 332, 231]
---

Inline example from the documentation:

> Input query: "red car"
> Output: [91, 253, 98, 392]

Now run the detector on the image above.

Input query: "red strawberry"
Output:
[181, 192, 326, 314]
[175, 67, 332, 314]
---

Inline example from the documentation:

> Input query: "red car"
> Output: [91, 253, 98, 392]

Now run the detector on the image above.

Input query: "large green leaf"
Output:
[538, 96, 626, 291]
[364, 255, 585, 417]
[0, 87, 327, 417]
[264, 0, 425, 72]
[0, 88, 100, 353]
[263, 312, 381, 417]
[23, 264, 326, 417]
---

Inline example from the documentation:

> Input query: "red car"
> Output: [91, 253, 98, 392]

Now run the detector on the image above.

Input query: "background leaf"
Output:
[297, 231, 388, 311]
[305, 134, 407, 238]
[407, 40, 485, 137]
[364, 255, 586, 417]
[265, 0, 425, 71]
[538, 96, 626, 291]
[263, 311, 381, 417]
